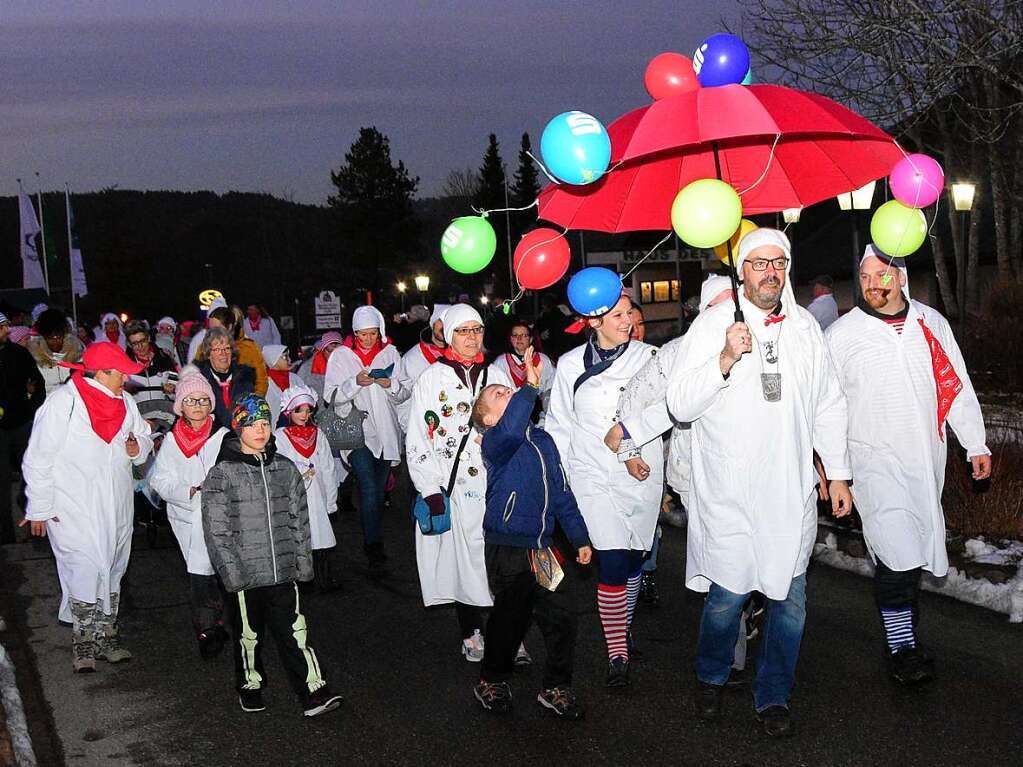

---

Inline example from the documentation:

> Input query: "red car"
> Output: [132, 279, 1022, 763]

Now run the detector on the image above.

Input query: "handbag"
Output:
[413, 431, 471, 536]
[315, 389, 366, 454]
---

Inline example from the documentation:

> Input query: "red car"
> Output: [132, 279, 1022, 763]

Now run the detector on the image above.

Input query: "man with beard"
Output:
[825, 245, 990, 685]
[666, 229, 852, 737]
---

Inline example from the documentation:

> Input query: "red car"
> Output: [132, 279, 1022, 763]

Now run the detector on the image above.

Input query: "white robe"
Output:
[324, 345, 408, 465]
[825, 301, 988, 577]
[187, 329, 206, 364]
[244, 316, 282, 350]
[666, 297, 851, 600]
[23, 379, 154, 621]
[265, 371, 302, 430]
[490, 351, 557, 426]
[149, 425, 228, 575]
[406, 362, 512, 607]
[546, 342, 672, 552]
[395, 343, 438, 433]
[274, 428, 338, 550]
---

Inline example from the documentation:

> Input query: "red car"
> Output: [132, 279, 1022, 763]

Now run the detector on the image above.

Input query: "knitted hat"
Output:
[157, 316, 177, 332]
[173, 367, 216, 416]
[441, 304, 483, 346]
[0, 312, 8, 325]
[231, 394, 271, 430]
[8, 326, 31, 346]
[317, 330, 343, 351]
[31, 303, 49, 323]
[261, 343, 288, 368]
[280, 383, 316, 414]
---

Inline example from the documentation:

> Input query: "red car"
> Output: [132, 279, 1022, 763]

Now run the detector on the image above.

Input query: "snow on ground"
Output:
[813, 533, 1023, 624]
[963, 537, 1023, 566]
[0, 642, 37, 766]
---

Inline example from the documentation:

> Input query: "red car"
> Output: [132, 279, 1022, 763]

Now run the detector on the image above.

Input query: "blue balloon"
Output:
[567, 267, 622, 316]
[693, 33, 750, 87]
[540, 111, 612, 186]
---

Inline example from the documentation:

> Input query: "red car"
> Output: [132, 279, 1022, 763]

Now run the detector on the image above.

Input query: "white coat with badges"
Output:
[23, 379, 154, 621]
[825, 301, 988, 576]
[546, 342, 672, 552]
[149, 425, 228, 575]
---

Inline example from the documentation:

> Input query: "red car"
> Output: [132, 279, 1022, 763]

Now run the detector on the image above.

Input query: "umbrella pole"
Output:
[712, 143, 745, 324]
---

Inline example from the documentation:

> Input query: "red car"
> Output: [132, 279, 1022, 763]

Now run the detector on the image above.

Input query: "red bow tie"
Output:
[764, 314, 786, 326]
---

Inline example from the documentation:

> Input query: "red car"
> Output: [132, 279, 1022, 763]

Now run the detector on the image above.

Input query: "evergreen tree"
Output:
[511, 133, 541, 207]
[474, 134, 506, 211]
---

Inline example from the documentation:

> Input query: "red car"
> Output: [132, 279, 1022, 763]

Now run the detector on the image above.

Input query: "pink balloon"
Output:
[889, 153, 944, 209]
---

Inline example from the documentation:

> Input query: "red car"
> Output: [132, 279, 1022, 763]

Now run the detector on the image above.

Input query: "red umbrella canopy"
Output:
[538, 84, 904, 233]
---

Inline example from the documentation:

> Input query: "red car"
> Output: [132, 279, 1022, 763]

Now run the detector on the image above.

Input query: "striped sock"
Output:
[625, 572, 642, 628]
[597, 584, 629, 660]
[880, 607, 916, 653]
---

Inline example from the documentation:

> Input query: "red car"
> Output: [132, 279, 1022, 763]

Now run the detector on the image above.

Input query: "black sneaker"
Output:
[694, 680, 723, 720]
[474, 680, 513, 714]
[537, 686, 584, 721]
[756, 705, 794, 737]
[238, 688, 266, 713]
[725, 665, 753, 689]
[605, 656, 630, 689]
[303, 685, 343, 717]
[365, 543, 390, 577]
[198, 625, 227, 660]
[639, 572, 660, 607]
[888, 646, 935, 686]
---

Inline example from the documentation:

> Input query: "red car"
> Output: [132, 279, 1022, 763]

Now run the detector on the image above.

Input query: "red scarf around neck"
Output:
[173, 417, 213, 458]
[419, 341, 444, 365]
[917, 318, 963, 441]
[283, 425, 318, 458]
[443, 347, 484, 368]
[504, 352, 540, 388]
[311, 348, 330, 375]
[72, 376, 127, 443]
[267, 368, 291, 392]
[248, 316, 262, 332]
[351, 339, 387, 368]
[105, 328, 121, 345]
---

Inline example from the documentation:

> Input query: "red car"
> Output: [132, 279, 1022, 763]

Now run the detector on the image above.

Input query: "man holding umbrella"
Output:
[666, 229, 852, 737]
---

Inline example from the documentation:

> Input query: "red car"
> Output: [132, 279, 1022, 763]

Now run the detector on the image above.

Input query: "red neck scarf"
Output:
[248, 316, 262, 332]
[311, 348, 330, 375]
[72, 376, 127, 443]
[917, 318, 963, 441]
[267, 368, 291, 391]
[350, 339, 388, 368]
[504, 352, 540, 388]
[443, 347, 484, 368]
[211, 371, 232, 407]
[173, 417, 213, 458]
[419, 341, 444, 365]
[283, 425, 318, 458]
[105, 328, 120, 345]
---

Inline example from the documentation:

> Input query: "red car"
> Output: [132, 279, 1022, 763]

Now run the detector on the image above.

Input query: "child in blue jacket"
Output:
[470, 347, 592, 720]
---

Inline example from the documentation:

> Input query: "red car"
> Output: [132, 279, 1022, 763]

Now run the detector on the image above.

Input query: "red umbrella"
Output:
[538, 84, 904, 233]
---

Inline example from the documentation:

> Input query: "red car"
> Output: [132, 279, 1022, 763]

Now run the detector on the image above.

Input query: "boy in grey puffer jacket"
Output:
[202, 394, 342, 718]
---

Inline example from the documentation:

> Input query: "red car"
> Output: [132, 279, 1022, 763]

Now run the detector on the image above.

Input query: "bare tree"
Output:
[442, 167, 482, 208]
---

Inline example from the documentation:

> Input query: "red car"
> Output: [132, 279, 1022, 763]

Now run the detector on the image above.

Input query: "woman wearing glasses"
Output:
[150, 369, 230, 659]
[406, 304, 512, 661]
[124, 321, 180, 434]
[196, 327, 257, 429]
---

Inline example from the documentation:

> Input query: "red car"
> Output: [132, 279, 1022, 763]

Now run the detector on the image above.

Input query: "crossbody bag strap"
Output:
[443, 366, 488, 495]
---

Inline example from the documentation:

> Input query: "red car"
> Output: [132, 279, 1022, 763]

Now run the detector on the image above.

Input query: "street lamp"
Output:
[951, 182, 976, 329]
[480, 295, 489, 306]
[414, 274, 430, 304]
[837, 180, 877, 307]
[396, 281, 407, 312]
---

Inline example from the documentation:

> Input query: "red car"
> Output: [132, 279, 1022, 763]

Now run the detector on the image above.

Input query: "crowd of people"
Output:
[2, 228, 992, 733]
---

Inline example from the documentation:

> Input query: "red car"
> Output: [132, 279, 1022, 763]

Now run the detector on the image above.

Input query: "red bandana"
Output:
[248, 317, 262, 332]
[311, 348, 330, 375]
[283, 425, 318, 458]
[105, 328, 121, 345]
[917, 318, 963, 441]
[72, 376, 127, 443]
[267, 368, 291, 392]
[347, 337, 390, 368]
[443, 347, 484, 368]
[215, 376, 232, 407]
[419, 341, 444, 365]
[504, 353, 540, 388]
[173, 417, 213, 458]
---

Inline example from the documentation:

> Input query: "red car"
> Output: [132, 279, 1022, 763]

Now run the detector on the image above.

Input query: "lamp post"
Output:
[837, 181, 876, 308]
[396, 281, 407, 312]
[951, 182, 976, 331]
[414, 274, 430, 305]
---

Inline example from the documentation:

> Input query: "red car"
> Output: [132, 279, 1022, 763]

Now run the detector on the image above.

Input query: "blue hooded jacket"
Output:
[481, 384, 590, 550]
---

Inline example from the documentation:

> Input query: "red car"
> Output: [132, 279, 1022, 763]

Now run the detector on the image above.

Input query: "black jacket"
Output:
[0, 341, 45, 429]
[197, 361, 256, 429]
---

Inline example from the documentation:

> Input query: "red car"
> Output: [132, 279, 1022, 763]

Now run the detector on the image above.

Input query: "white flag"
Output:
[66, 192, 88, 297]
[19, 191, 45, 289]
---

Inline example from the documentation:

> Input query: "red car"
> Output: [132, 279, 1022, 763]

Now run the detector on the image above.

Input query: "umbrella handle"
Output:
[712, 141, 745, 324]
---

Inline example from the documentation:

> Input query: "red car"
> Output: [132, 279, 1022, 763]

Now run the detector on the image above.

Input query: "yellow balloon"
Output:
[714, 219, 759, 263]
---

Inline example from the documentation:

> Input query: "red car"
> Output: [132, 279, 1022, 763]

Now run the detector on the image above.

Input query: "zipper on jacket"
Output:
[258, 455, 279, 583]
[503, 491, 517, 523]
[526, 428, 549, 548]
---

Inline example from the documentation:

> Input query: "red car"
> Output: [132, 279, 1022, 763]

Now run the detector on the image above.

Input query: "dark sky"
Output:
[1, 0, 741, 203]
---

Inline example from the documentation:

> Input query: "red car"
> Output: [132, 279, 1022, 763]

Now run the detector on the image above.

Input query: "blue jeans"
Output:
[349, 447, 390, 548]
[695, 575, 807, 711]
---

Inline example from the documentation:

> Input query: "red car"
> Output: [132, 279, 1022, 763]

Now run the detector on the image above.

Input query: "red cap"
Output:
[59, 341, 145, 375]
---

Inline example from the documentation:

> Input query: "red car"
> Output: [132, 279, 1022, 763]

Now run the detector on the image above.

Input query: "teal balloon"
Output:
[741, 68, 753, 85]
[440, 216, 497, 274]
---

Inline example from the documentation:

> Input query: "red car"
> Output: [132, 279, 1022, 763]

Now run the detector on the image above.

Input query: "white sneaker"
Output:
[514, 643, 533, 667]
[461, 629, 485, 662]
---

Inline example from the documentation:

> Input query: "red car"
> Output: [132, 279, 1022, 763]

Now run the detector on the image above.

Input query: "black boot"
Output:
[365, 542, 389, 576]
[694, 680, 723, 720]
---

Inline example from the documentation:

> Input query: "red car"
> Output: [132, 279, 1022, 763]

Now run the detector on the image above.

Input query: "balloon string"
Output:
[473, 198, 539, 217]
[737, 134, 780, 197]
[526, 151, 560, 185]
[512, 225, 570, 283]
[620, 233, 673, 281]
[500, 289, 526, 313]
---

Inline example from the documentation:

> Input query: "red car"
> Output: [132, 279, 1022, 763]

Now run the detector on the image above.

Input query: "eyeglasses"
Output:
[128, 338, 150, 347]
[182, 397, 212, 408]
[210, 345, 231, 354]
[746, 258, 789, 272]
[453, 326, 484, 337]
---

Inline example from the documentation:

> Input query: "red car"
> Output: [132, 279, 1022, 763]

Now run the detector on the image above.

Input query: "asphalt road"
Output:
[2, 478, 1022, 767]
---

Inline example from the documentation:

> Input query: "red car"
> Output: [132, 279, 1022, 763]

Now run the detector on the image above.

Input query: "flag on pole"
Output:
[19, 190, 45, 289]
[66, 191, 88, 297]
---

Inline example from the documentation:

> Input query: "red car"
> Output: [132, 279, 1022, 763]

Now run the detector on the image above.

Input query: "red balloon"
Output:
[644, 52, 700, 100]
[513, 228, 571, 290]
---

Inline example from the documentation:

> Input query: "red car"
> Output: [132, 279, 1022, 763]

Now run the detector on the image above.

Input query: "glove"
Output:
[425, 493, 446, 517]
